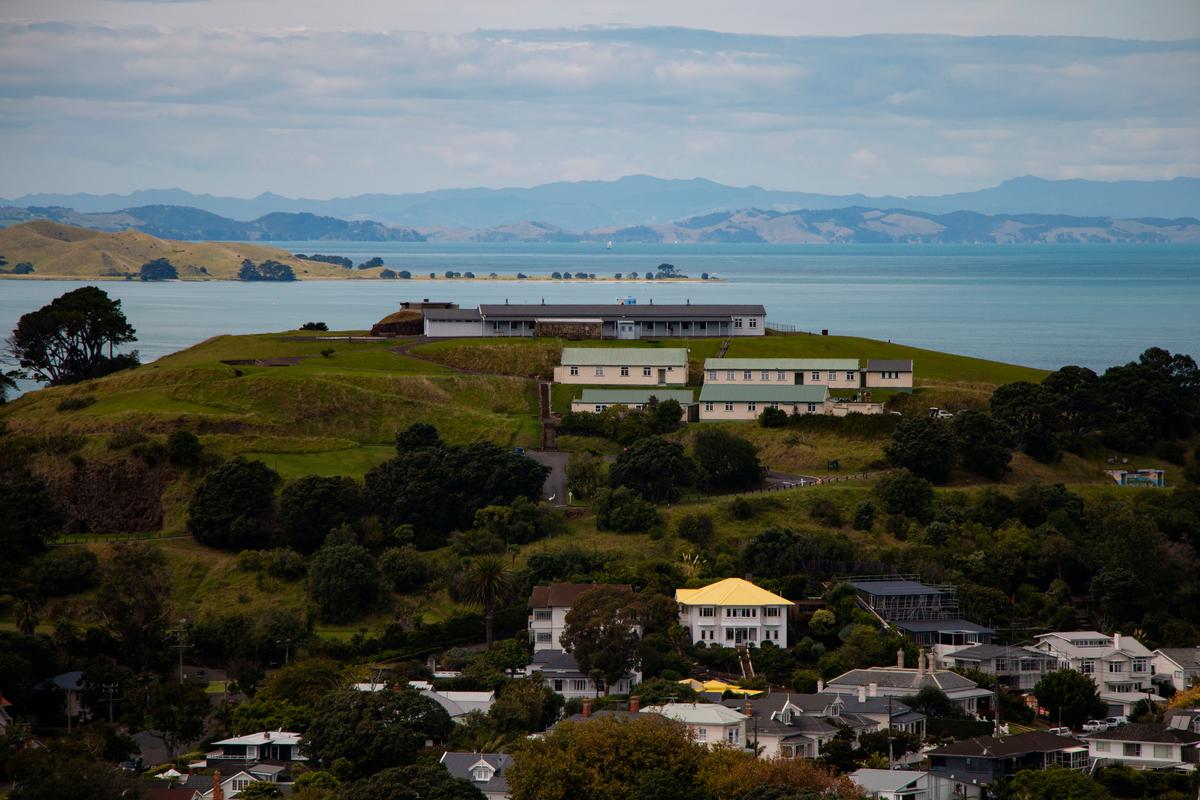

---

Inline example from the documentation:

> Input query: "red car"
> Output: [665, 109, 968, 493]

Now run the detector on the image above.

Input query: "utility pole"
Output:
[169, 619, 191, 684]
[887, 695, 895, 770]
[102, 683, 120, 725]
[276, 637, 294, 666]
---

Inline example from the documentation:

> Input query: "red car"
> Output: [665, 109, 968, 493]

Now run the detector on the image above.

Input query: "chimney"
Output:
[582, 698, 592, 718]
[898, 649, 905, 669]
[918, 651, 927, 678]
[1113, 632, 1122, 651]
[858, 686, 867, 703]
[869, 682, 878, 698]
[817, 679, 825, 693]
[629, 695, 640, 713]
[743, 701, 753, 717]
[212, 771, 224, 800]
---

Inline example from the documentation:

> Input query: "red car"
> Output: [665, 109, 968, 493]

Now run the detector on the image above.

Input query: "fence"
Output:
[765, 322, 813, 334]
[52, 531, 182, 546]
[674, 472, 875, 503]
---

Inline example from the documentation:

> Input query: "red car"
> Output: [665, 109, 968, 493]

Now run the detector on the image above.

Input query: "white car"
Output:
[1105, 716, 1129, 728]
[1047, 726, 1072, 736]
[1082, 719, 1109, 732]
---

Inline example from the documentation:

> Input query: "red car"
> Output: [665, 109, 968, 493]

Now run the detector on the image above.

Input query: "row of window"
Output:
[551, 678, 593, 692]
[731, 318, 758, 329]
[696, 607, 783, 617]
[707, 369, 856, 382]
[691, 725, 742, 744]
[569, 365, 666, 377]
[1093, 741, 1174, 759]
[1079, 658, 1149, 674]
[698, 628, 781, 642]
[703, 401, 819, 413]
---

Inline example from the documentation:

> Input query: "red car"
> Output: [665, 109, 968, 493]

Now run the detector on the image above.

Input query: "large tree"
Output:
[279, 475, 362, 554]
[307, 540, 382, 623]
[560, 587, 644, 690]
[0, 459, 63, 562]
[884, 416, 958, 483]
[6, 286, 138, 385]
[1007, 766, 1112, 800]
[95, 542, 172, 672]
[692, 428, 765, 490]
[1034, 670, 1105, 729]
[607, 436, 694, 502]
[459, 556, 513, 646]
[302, 688, 453, 779]
[148, 682, 210, 758]
[187, 457, 281, 551]
[337, 762, 484, 800]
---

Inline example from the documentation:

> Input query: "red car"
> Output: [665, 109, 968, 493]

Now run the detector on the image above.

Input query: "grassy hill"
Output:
[0, 220, 354, 280]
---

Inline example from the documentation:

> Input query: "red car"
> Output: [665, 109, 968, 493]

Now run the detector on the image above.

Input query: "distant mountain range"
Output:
[2, 203, 1197, 245]
[3, 174, 1199, 229]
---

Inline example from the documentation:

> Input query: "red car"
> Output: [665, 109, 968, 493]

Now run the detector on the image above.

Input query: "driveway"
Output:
[765, 470, 820, 489]
[527, 450, 568, 506]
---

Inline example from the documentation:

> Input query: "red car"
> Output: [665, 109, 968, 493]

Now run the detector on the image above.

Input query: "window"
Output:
[765, 607, 781, 617]
[1132, 658, 1148, 673]
[726, 370, 735, 380]
[705, 402, 714, 412]
[749, 318, 757, 328]
[769, 401, 779, 409]
[699, 607, 715, 616]
[620, 366, 630, 377]
[634, 404, 644, 411]
[643, 366, 652, 377]
[1081, 660, 1095, 674]
[726, 727, 740, 744]
[533, 609, 551, 620]
[1123, 743, 1141, 757]
[695, 727, 708, 740]
[811, 371, 821, 381]
[734, 318, 743, 329]
[708, 370, 717, 380]
[747, 402, 757, 412]
[572, 679, 588, 692]
[827, 371, 836, 381]
[594, 367, 604, 377]
[1108, 661, 1125, 673]
[761, 370, 770, 381]
[594, 405, 604, 413]
[776, 370, 786, 381]
[535, 632, 552, 643]
[1093, 741, 1109, 753]
[846, 371, 856, 381]
[724, 402, 733, 411]
[807, 403, 817, 413]
[743, 370, 752, 380]
[569, 366, 579, 376]
[471, 765, 492, 782]
[1153, 744, 1171, 759]
[725, 629, 734, 641]
[553, 679, 563, 692]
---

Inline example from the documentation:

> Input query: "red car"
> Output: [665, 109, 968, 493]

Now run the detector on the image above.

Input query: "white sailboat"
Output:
[605, 240, 613, 250]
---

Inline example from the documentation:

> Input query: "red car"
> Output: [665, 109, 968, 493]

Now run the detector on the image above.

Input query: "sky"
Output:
[1, 0, 1198, 198]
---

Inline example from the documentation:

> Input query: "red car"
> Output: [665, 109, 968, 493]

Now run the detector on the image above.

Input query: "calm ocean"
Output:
[2, 243, 1198, 396]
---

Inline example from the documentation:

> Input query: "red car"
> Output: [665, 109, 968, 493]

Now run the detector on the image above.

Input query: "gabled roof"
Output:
[561, 347, 688, 366]
[894, 618, 994, 635]
[827, 667, 978, 693]
[849, 579, 948, 596]
[527, 583, 631, 608]
[1156, 647, 1200, 670]
[704, 358, 859, 371]
[851, 768, 924, 794]
[1034, 631, 1153, 658]
[950, 644, 1049, 661]
[211, 731, 301, 747]
[424, 307, 482, 321]
[866, 359, 913, 372]
[675, 578, 793, 607]
[577, 389, 695, 406]
[929, 731, 1084, 757]
[698, 384, 830, 403]
[1086, 723, 1200, 744]
[479, 303, 765, 320]
[440, 752, 512, 795]
[642, 703, 746, 726]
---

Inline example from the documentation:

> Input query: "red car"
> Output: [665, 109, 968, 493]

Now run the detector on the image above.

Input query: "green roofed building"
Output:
[554, 347, 688, 386]
[570, 388, 696, 417]
[699, 384, 830, 421]
[704, 357, 862, 390]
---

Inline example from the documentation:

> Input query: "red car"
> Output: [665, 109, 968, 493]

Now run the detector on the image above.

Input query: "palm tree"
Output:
[461, 555, 513, 647]
[16, 600, 39, 636]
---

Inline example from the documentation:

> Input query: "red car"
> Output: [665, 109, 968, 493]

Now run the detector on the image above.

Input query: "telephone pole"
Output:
[169, 619, 191, 684]
[101, 683, 120, 725]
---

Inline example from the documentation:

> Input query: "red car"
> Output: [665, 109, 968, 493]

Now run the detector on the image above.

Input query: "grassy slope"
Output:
[0, 220, 352, 280]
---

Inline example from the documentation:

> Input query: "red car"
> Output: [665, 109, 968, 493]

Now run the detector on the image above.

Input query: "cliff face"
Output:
[46, 458, 172, 533]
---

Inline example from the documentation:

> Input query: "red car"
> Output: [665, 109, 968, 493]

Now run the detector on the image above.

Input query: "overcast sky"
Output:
[2, 0, 1198, 198]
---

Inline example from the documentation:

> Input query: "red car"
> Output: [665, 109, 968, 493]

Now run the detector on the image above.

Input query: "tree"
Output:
[379, 546, 433, 593]
[560, 587, 643, 690]
[676, 512, 716, 548]
[395, 422, 440, 450]
[7, 286, 139, 386]
[337, 762, 484, 800]
[167, 430, 203, 466]
[95, 542, 171, 672]
[280, 476, 362, 554]
[300, 321, 329, 331]
[0, 370, 17, 403]
[1034, 670, 1105, 729]
[692, 428, 765, 490]
[1007, 766, 1112, 800]
[237, 784, 284, 800]
[852, 502, 876, 531]
[308, 541, 382, 623]
[884, 416, 958, 482]
[592, 487, 661, 533]
[148, 681, 210, 758]
[0, 464, 63, 560]
[488, 677, 563, 735]
[608, 436, 694, 502]
[953, 410, 1012, 479]
[188, 457, 280, 550]
[566, 452, 604, 499]
[7, 747, 144, 800]
[759, 407, 788, 428]
[460, 556, 513, 646]
[302, 688, 453, 778]
[873, 468, 934, 520]
[138, 258, 178, 281]
[485, 640, 532, 676]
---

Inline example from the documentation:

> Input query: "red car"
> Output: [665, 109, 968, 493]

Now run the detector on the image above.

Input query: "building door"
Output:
[657, 369, 666, 385]
[794, 372, 803, 385]
[618, 321, 637, 340]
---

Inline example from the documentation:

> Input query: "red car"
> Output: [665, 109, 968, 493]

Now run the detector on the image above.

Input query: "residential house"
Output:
[927, 732, 1088, 788]
[1032, 631, 1154, 716]
[553, 347, 689, 385]
[412, 685, 496, 724]
[204, 731, 305, 766]
[850, 768, 982, 800]
[825, 656, 994, 716]
[698, 384, 830, 421]
[676, 577, 794, 648]
[526, 649, 638, 698]
[816, 685, 928, 739]
[849, 577, 994, 661]
[1106, 468, 1166, 488]
[560, 696, 650, 725]
[863, 360, 914, 390]
[440, 752, 512, 799]
[640, 702, 748, 748]
[702, 358, 862, 390]
[527, 582, 632, 652]
[570, 389, 695, 419]
[1086, 722, 1200, 771]
[423, 303, 766, 339]
[186, 765, 289, 800]
[948, 644, 1058, 691]
[1153, 647, 1200, 693]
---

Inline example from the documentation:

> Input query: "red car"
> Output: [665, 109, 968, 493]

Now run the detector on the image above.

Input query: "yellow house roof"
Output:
[678, 678, 764, 696]
[675, 577, 793, 607]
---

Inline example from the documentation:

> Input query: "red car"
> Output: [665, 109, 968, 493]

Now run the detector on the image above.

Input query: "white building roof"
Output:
[1035, 631, 1152, 659]
[210, 730, 302, 747]
[850, 768, 923, 794]
[642, 703, 746, 726]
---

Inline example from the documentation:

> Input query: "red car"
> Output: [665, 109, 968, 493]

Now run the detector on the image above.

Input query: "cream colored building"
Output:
[676, 577, 794, 648]
[698, 384, 830, 421]
[570, 388, 695, 418]
[703, 358, 861, 390]
[553, 347, 688, 385]
[640, 703, 748, 748]
[863, 359, 914, 390]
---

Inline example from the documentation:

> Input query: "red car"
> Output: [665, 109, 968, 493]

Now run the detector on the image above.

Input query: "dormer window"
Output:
[471, 763, 494, 782]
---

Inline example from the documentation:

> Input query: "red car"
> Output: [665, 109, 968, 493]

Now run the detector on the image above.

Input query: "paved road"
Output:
[765, 470, 820, 488]
[527, 450, 568, 506]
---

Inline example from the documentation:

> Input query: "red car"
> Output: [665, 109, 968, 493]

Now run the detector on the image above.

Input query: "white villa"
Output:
[554, 347, 689, 386]
[1033, 631, 1154, 716]
[1086, 722, 1200, 772]
[825, 655, 994, 717]
[703, 358, 862, 390]
[526, 649, 639, 699]
[205, 730, 305, 765]
[676, 577, 793, 648]
[527, 582, 632, 651]
[640, 702, 747, 748]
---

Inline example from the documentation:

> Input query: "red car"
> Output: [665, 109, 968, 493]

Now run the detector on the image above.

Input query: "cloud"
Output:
[0, 22, 1196, 196]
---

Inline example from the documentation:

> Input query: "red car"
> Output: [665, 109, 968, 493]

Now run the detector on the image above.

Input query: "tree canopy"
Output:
[692, 428, 765, 490]
[187, 456, 281, 551]
[560, 586, 644, 688]
[6, 286, 138, 385]
[1033, 670, 1105, 729]
[608, 436, 693, 502]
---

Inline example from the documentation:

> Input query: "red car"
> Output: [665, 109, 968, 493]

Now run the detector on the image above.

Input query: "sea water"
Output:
[1, 243, 1197, 397]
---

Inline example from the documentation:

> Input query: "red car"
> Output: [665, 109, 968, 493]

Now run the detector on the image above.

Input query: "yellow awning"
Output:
[677, 678, 763, 697]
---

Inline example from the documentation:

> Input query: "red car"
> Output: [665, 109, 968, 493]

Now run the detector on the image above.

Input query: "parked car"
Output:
[1082, 719, 1109, 732]
[1047, 726, 1073, 736]
[1105, 716, 1129, 727]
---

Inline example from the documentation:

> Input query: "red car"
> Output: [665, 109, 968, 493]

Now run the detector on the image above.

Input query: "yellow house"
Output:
[676, 577, 794, 647]
[553, 347, 689, 385]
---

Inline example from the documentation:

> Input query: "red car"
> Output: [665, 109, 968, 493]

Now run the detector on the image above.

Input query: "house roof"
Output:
[440, 752, 512, 795]
[703, 358, 860, 371]
[478, 303, 766, 320]
[675, 577, 793, 607]
[211, 731, 302, 747]
[679, 679, 763, 696]
[576, 389, 695, 406]
[849, 579, 948, 596]
[929, 731, 1084, 758]
[851, 768, 924, 794]
[950, 644, 1049, 661]
[420, 689, 495, 719]
[895, 618, 994, 635]
[1156, 647, 1200, 670]
[563, 709, 646, 724]
[642, 703, 746, 726]
[561, 347, 688, 366]
[423, 307, 483, 321]
[866, 359, 914, 372]
[527, 583, 631, 609]
[1086, 723, 1200, 744]
[826, 667, 979, 693]
[1034, 631, 1153, 658]
[698, 384, 830, 404]
[527, 649, 588, 677]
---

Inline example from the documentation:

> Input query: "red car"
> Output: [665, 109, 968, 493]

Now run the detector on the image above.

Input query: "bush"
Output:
[107, 429, 147, 450]
[25, 547, 100, 597]
[809, 499, 843, 528]
[300, 322, 329, 331]
[759, 407, 789, 428]
[593, 487, 661, 533]
[676, 513, 716, 548]
[728, 497, 754, 520]
[56, 396, 96, 412]
[1156, 440, 1188, 466]
[130, 439, 167, 466]
[188, 457, 281, 551]
[308, 542, 383, 623]
[379, 546, 433, 593]
[885, 416, 958, 482]
[167, 430, 203, 466]
[693, 428, 765, 490]
[139, 258, 178, 281]
[874, 468, 934, 521]
[852, 502, 876, 531]
[262, 548, 308, 580]
[608, 436, 694, 502]
[279, 476, 363, 554]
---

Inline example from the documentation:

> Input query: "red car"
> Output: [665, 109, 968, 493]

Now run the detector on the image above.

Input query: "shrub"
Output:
[809, 499, 843, 528]
[107, 429, 148, 450]
[279, 476, 362, 554]
[852, 502, 876, 531]
[884, 416, 958, 482]
[320, 348, 335, 358]
[759, 407, 789, 428]
[308, 542, 383, 623]
[56, 396, 96, 412]
[593, 487, 661, 533]
[188, 457, 281, 551]
[167, 430, 204, 466]
[609, 436, 694, 502]
[300, 322, 329, 331]
[138, 258, 178, 281]
[693, 428, 764, 490]
[728, 497, 754, 520]
[874, 468, 934, 521]
[676, 513, 716, 548]
[130, 439, 167, 466]
[379, 546, 433, 593]
[25, 547, 99, 597]
[262, 548, 307, 580]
